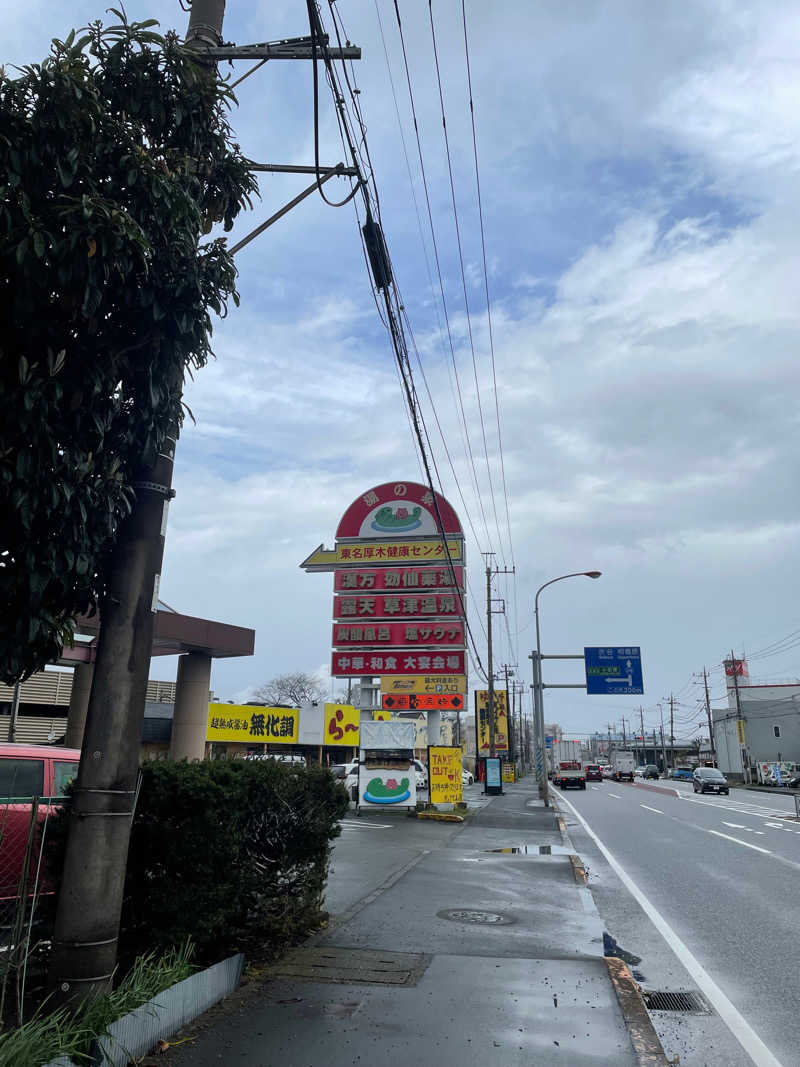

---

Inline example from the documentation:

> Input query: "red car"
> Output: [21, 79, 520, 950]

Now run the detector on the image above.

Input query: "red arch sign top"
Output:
[336, 481, 463, 540]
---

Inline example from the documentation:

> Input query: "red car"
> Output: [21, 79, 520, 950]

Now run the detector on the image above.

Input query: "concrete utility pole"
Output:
[669, 694, 675, 767]
[703, 667, 715, 757]
[730, 650, 747, 782]
[48, 0, 228, 1005]
[639, 706, 645, 761]
[621, 717, 627, 747]
[485, 556, 496, 758]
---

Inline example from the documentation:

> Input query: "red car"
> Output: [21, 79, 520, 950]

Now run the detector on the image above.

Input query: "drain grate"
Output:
[642, 989, 710, 1014]
[437, 908, 513, 925]
[269, 946, 430, 987]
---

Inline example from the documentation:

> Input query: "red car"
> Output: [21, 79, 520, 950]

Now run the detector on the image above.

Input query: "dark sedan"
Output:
[584, 764, 603, 782]
[693, 767, 729, 795]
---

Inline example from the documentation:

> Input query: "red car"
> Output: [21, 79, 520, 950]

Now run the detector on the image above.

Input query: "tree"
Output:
[253, 671, 327, 707]
[0, 10, 256, 683]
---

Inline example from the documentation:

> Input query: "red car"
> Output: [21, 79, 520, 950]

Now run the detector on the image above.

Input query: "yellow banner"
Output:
[207, 703, 298, 744]
[428, 746, 463, 804]
[736, 719, 746, 744]
[475, 691, 509, 753]
[381, 675, 466, 695]
[373, 710, 392, 721]
[324, 703, 360, 746]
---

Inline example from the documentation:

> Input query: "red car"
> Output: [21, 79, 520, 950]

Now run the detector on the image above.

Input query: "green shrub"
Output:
[45, 760, 349, 967]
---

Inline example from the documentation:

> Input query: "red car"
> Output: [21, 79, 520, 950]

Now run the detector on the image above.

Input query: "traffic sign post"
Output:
[584, 647, 643, 695]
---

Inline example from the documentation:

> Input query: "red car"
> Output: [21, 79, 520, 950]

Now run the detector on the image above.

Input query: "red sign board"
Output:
[333, 622, 464, 648]
[382, 693, 464, 711]
[334, 566, 464, 592]
[333, 594, 462, 620]
[336, 481, 463, 539]
[332, 650, 465, 678]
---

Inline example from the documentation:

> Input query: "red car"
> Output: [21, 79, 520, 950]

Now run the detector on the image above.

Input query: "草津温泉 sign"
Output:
[331, 650, 465, 678]
[474, 690, 509, 753]
[333, 593, 462, 620]
[381, 674, 466, 694]
[334, 566, 464, 592]
[207, 703, 298, 744]
[584, 647, 643, 695]
[382, 693, 464, 711]
[323, 702, 360, 746]
[333, 622, 464, 648]
[428, 746, 463, 804]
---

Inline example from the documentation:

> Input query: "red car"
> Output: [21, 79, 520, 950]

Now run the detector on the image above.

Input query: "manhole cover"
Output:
[269, 946, 430, 987]
[437, 908, 513, 925]
[642, 990, 710, 1014]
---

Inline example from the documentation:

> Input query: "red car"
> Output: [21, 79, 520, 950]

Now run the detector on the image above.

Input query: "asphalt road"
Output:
[556, 778, 798, 1067]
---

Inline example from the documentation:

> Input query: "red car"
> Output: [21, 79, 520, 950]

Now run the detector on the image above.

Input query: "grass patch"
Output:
[0, 940, 195, 1067]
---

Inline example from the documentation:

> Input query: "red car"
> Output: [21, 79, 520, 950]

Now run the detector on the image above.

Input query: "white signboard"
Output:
[358, 762, 416, 809]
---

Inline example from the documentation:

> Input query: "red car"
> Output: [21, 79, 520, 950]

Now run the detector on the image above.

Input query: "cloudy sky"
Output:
[10, 1, 800, 741]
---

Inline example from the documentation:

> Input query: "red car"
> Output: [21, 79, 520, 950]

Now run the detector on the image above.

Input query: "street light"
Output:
[533, 571, 602, 807]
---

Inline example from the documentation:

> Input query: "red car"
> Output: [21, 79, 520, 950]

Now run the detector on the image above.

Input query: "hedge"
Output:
[45, 759, 349, 967]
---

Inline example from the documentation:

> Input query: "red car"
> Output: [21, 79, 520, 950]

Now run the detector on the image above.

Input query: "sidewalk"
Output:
[165, 779, 667, 1066]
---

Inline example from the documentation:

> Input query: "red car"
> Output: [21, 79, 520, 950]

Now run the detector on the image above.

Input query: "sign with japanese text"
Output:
[584, 647, 644, 695]
[381, 674, 466, 694]
[502, 762, 516, 783]
[207, 703, 299, 744]
[428, 746, 463, 804]
[333, 622, 464, 648]
[474, 691, 509, 753]
[725, 658, 749, 678]
[333, 594, 461, 620]
[382, 693, 465, 711]
[335, 540, 463, 565]
[336, 481, 463, 539]
[331, 650, 465, 678]
[323, 702, 360, 746]
[334, 566, 464, 592]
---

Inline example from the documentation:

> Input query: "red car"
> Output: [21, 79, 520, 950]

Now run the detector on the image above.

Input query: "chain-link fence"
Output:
[0, 797, 55, 1025]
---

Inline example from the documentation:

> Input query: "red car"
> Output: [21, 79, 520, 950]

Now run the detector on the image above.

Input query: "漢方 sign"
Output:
[584, 647, 643, 695]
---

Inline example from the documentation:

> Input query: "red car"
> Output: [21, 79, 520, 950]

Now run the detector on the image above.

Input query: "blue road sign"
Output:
[584, 647, 643, 695]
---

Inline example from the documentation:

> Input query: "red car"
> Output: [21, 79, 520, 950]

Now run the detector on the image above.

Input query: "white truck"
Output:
[610, 750, 635, 782]
[548, 739, 581, 776]
[553, 760, 586, 790]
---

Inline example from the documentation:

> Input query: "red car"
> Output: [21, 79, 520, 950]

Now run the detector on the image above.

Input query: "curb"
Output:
[416, 811, 464, 822]
[569, 853, 587, 884]
[605, 957, 671, 1067]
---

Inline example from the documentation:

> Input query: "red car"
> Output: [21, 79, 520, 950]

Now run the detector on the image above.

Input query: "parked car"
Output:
[413, 760, 428, 789]
[642, 765, 660, 779]
[693, 767, 729, 795]
[462, 768, 474, 785]
[0, 743, 80, 902]
[584, 764, 603, 782]
[670, 766, 695, 781]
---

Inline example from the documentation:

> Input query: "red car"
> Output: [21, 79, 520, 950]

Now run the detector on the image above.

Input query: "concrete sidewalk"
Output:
[165, 780, 667, 1066]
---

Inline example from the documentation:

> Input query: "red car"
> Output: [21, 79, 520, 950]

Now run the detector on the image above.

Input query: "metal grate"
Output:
[269, 946, 430, 987]
[437, 908, 513, 925]
[642, 989, 710, 1014]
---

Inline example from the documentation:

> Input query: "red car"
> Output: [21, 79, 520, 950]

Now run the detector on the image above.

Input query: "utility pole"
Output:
[659, 725, 668, 770]
[669, 693, 675, 768]
[621, 716, 627, 747]
[8, 680, 20, 743]
[49, 0, 362, 1004]
[485, 556, 496, 758]
[607, 722, 612, 757]
[639, 706, 645, 762]
[703, 667, 715, 757]
[730, 650, 747, 782]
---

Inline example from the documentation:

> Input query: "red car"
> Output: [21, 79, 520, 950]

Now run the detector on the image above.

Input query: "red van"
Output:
[0, 743, 80, 902]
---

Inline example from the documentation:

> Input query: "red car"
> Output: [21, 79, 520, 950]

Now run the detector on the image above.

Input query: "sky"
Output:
[8, 1, 800, 743]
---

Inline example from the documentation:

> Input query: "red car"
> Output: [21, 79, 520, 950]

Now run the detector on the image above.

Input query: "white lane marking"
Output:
[607, 792, 621, 799]
[680, 795, 799, 821]
[340, 821, 393, 830]
[640, 804, 663, 814]
[557, 792, 784, 1067]
[708, 829, 772, 855]
[722, 822, 747, 829]
[591, 786, 600, 791]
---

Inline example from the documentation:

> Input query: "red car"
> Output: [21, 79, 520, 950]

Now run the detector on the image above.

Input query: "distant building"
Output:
[713, 658, 800, 780]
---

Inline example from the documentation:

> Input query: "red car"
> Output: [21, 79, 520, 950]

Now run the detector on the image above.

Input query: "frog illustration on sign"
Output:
[370, 505, 423, 533]
[363, 777, 411, 804]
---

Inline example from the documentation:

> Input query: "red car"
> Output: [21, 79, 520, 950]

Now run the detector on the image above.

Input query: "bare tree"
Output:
[253, 671, 326, 706]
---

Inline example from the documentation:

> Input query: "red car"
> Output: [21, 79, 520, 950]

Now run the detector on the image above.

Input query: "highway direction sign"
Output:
[584, 647, 643, 695]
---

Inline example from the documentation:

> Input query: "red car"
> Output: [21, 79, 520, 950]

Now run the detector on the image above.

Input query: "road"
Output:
[555, 779, 799, 1067]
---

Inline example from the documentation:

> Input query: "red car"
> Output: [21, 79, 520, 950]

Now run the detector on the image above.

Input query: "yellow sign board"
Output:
[301, 539, 463, 570]
[207, 703, 299, 744]
[736, 719, 746, 744]
[323, 703, 360, 746]
[428, 746, 463, 804]
[381, 675, 467, 695]
[502, 762, 516, 783]
[475, 691, 509, 753]
[373, 709, 392, 721]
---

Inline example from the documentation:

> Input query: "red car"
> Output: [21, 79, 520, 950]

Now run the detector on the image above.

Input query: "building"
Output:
[713, 658, 800, 781]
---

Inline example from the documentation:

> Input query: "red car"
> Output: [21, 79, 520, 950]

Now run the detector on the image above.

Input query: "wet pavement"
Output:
[166, 779, 650, 1066]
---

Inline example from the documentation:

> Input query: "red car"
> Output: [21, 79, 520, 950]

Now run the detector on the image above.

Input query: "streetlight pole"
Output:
[533, 571, 602, 807]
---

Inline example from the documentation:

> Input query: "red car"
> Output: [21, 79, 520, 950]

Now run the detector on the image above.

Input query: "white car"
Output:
[462, 768, 474, 785]
[634, 765, 647, 778]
